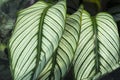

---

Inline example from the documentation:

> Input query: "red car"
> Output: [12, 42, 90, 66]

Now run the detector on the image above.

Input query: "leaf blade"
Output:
[73, 11, 120, 80]
[38, 8, 82, 80]
[9, 1, 66, 80]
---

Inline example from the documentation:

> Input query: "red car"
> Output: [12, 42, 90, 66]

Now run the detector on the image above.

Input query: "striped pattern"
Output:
[38, 8, 82, 80]
[73, 10, 120, 80]
[9, 1, 66, 80]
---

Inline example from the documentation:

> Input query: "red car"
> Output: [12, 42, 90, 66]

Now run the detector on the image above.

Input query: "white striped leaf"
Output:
[38, 8, 82, 80]
[9, 1, 66, 80]
[73, 10, 120, 80]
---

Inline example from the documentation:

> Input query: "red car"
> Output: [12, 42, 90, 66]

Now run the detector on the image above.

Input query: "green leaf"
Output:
[73, 10, 120, 80]
[9, 1, 66, 80]
[84, 0, 101, 9]
[0, 43, 6, 51]
[38, 7, 82, 80]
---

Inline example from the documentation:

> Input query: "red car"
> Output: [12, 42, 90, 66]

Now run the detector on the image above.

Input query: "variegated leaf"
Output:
[9, 1, 66, 80]
[73, 10, 120, 80]
[38, 8, 82, 80]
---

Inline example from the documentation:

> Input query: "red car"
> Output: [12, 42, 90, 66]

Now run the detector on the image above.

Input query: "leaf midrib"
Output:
[32, 4, 52, 80]
[91, 16, 100, 74]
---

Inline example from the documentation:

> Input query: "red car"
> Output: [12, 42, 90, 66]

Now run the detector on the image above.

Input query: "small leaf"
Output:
[0, 43, 6, 51]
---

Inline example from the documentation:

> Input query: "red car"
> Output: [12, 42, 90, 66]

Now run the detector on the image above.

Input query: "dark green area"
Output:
[0, 0, 120, 80]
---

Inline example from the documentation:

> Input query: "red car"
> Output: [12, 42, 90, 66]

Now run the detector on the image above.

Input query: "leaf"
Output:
[84, 0, 101, 9]
[9, 1, 66, 80]
[38, 7, 82, 80]
[0, 43, 6, 51]
[73, 10, 120, 80]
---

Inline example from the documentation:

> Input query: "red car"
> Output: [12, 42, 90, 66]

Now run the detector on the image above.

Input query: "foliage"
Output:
[0, 0, 120, 80]
[8, 0, 120, 80]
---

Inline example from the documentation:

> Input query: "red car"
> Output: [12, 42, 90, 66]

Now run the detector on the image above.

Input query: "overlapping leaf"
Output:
[73, 10, 120, 80]
[38, 7, 82, 80]
[9, 1, 66, 80]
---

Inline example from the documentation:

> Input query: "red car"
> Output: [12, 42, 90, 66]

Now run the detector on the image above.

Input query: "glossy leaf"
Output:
[73, 10, 120, 80]
[38, 7, 82, 80]
[9, 1, 66, 80]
